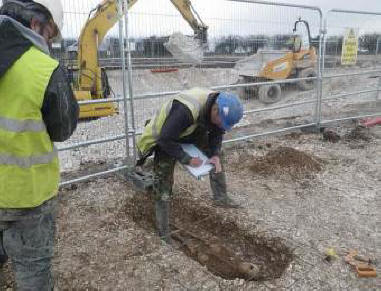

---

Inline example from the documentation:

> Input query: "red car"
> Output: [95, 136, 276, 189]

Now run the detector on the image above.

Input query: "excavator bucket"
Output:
[164, 32, 204, 64]
[74, 90, 119, 119]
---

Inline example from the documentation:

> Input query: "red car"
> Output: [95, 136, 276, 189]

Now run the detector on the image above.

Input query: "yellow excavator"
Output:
[73, 0, 208, 118]
[235, 18, 317, 104]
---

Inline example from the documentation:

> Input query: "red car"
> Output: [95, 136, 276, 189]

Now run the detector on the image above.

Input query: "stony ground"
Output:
[3, 122, 379, 290]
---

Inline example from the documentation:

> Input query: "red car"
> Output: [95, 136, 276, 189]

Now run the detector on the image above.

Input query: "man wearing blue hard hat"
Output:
[137, 87, 244, 243]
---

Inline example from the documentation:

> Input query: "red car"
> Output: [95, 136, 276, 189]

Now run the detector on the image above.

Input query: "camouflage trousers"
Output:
[153, 129, 227, 202]
[0, 197, 57, 291]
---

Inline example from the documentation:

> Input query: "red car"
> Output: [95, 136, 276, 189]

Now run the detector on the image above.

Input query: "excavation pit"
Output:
[118, 193, 293, 281]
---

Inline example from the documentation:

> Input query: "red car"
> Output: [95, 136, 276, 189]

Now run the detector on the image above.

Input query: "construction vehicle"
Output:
[72, 0, 208, 118]
[235, 18, 317, 104]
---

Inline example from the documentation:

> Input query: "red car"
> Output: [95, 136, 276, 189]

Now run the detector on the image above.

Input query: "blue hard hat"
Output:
[216, 92, 243, 131]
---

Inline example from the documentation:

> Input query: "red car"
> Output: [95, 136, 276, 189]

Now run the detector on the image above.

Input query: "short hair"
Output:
[0, 0, 52, 29]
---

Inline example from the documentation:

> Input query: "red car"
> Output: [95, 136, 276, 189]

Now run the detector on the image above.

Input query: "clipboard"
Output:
[180, 144, 214, 179]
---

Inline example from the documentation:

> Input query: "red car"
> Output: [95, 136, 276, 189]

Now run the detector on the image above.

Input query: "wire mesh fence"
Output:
[320, 9, 381, 125]
[126, 0, 324, 146]
[55, 0, 130, 184]
[1, 0, 380, 185]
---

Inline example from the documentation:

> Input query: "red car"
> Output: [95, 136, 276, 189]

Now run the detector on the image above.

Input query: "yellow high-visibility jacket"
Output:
[0, 46, 60, 208]
[137, 87, 213, 156]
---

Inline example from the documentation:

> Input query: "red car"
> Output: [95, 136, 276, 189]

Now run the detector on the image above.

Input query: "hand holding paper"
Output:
[181, 144, 214, 179]
[208, 156, 222, 173]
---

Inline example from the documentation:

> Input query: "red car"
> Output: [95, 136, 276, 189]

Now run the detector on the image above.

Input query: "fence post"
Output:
[376, 38, 380, 55]
[314, 10, 326, 127]
[376, 75, 381, 101]
[124, 0, 137, 163]
[118, 0, 131, 165]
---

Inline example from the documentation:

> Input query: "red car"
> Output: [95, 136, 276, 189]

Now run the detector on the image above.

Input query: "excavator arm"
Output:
[169, 0, 208, 43]
[77, 0, 207, 99]
[77, 0, 136, 97]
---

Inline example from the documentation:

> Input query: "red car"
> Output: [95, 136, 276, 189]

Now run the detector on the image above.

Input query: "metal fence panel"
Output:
[321, 9, 381, 125]
[3, 0, 381, 186]
[0, 0, 324, 185]
[57, 0, 130, 184]
[126, 0, 323, 146]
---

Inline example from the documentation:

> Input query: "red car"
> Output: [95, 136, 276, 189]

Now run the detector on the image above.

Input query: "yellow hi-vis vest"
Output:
[0, 46, 60, 208]
[137, 87, 213, 156]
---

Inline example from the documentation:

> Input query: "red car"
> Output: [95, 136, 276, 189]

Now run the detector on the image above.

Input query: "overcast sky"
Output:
[1, 0, 381, 38]
[123, 0, 381, 38]
[272, 0, 381, 12]
[1, 0, 379, 13]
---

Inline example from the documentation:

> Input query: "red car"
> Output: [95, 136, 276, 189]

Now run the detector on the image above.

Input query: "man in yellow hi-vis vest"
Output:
[0, 0, 79, 289]
[137, 88, 244, 244]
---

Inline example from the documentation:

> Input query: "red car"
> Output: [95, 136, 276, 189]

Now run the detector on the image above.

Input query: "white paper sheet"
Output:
[181, 144, 214, 179]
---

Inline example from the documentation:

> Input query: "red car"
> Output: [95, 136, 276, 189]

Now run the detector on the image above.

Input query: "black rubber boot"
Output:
[210, 171, 241, 208]
[0, 233, 8, 286]
[0, 255, 7, 266]
[155, 199, 172, 244]
[0, 232, 7, 268]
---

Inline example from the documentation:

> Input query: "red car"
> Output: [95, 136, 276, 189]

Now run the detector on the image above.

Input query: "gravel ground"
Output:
[0, 123, 375, 290]
[2, 123, 380, 290]
[21, 64, 378, 290]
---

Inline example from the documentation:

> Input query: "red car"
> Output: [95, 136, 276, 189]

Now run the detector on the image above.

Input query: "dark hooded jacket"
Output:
[0, 15, 79, 142]
[156, 93, 224, 164]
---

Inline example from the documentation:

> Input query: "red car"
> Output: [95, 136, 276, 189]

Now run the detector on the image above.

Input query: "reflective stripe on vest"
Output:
[178, 93, 202, 113]
[152, 92, 204, 140]
[151, 109, 161, 140]
[0, 46, 59, 208]
[0, 148, 57, 168]
[137, 87, 212, 156]
[0, 116, 46, 132]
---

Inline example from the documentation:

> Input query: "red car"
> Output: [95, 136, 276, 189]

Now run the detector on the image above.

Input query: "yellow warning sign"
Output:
[341, 28, 359, 65]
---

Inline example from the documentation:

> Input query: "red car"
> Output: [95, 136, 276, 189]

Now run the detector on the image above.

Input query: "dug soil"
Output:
[117, 193, 293, 281]
[249, 146, 322, 177]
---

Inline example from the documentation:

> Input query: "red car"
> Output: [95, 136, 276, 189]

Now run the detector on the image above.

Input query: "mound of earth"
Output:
[345, 126, 372, 142]
[250, 147, 322, 176]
